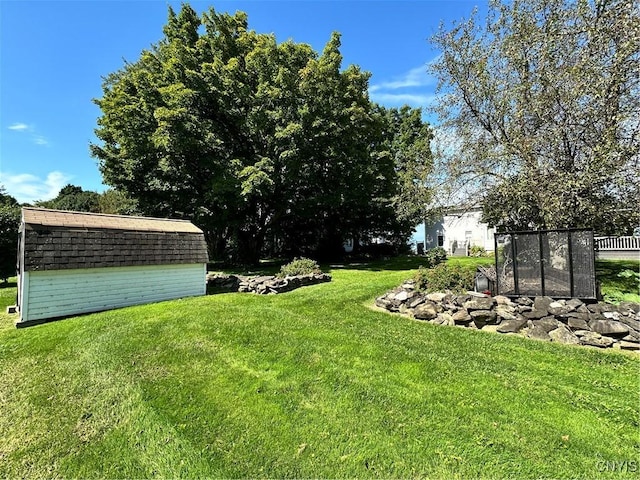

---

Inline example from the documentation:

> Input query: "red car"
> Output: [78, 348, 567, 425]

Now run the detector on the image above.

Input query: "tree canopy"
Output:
[431, 0, 639, 234]
[91, 4, 432, 263]
[0, 186, 20, 281]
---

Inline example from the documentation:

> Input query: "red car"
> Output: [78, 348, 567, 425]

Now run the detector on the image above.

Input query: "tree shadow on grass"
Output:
[0, 280, 17, 289]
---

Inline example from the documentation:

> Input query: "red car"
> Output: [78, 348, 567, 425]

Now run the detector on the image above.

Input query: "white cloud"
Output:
[6, 122, 50, 146]
[8, 123, 30, 131]
[369, 92, 436, 108]
[0, 171, 72, 204]
[33, 136, 50, 146]
[368, 59, 441, 110]
[369, 65, 435, 92]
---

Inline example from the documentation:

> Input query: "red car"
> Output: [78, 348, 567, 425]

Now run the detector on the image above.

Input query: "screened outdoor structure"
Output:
[494, 229, 597, 299]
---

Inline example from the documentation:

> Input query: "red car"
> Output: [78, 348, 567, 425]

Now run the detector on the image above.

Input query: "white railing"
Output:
[594, 236, 640, 250]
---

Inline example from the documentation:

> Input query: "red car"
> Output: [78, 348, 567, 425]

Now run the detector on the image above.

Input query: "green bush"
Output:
[278, 257, 321, 278]
[424, 247, 447, 267]
[414, 263, 477, 293]
[469, 245, 487, 257]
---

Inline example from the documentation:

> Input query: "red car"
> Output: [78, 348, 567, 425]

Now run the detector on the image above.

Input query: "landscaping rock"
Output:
[567, 316, 590, 331]
[533, 296, 554, 314]
[588, 319, 629, 337]
[526, 325, 552, 341]
[617, 341, 640, 351]
[407, 295, 427, 309]
[497, 318, 527, 333]
[464, 297, 494, 311]
[452, 309, 472, 324]
[579, 331, 614, 348]
[532, 317, 563, 333]
[496, 305, 517, 321]
[374, 279, 639, 353]
[470, 309, 497, 327]
[414, 302, 438, 320]
[426, 292, 448, 303]
[549, 326, 580, 345]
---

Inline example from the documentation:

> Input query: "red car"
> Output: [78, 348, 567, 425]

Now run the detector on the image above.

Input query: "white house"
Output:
[414, 205, 496, 256]
[16, 208, 209, 327]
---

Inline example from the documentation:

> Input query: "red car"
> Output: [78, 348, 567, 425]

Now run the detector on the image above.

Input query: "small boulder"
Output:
[579, 331, 614, 348]
[532, 317, 563, 333]
[414, 302, 438, 320]
[526, 325, 552, 341]
[464, 297, 494, 311]
[452, 309, 472, 324]
[567, 316, 590, 331]
[549, 326, 580, 345]
[497, 318, 528, 334]
[588, 319, 629, 337]
[470, 310, 498, 327]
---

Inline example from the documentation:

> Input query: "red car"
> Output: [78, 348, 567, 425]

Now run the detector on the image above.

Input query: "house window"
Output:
[437, 234, 444, 247]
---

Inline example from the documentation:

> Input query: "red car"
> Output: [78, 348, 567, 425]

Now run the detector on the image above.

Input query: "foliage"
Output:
[1, 259, 637, 478]
[597, 259, 640, 304]
[91, 4, 429, 264]
[431, 0, 640, 234]
[424, 246, 447, 267]
[277, 257, 321, 278]
[469, 245, 487, 257]
[0, 205, 20, 281]
[97, 189, 139, 215]
[414, 262, 476, 293]
[36, 184, 100, 212]
[383, 106, 434, 238]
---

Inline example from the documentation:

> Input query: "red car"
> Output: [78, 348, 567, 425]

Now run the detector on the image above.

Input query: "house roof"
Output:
[21, 208, 209, 272]
[22, 207, 203, 234]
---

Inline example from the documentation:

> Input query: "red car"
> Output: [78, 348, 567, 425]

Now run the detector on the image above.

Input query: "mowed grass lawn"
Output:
[0, 258, 638, 478]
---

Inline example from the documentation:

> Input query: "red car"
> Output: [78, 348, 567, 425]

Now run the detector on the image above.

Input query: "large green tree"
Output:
[92, 4, 414, 263]
[36, 184, 101, 212]
[0, 186, 20, 281]
[431, 0, 639, 234]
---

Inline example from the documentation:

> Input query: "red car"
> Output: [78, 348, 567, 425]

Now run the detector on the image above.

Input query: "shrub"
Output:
[278, 257, 321, 278]
[424, 247, 447, 267]
[414, 263, 476, 293]
[469, 245, 487, 257]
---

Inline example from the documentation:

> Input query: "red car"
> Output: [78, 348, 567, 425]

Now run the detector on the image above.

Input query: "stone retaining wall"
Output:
[376, 280, 640, 351]
[207, 272, 331, 295]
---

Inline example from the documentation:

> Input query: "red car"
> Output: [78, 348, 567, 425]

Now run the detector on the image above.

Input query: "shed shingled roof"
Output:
[21, 208, 209, 272]
[22, 207, 203, 233]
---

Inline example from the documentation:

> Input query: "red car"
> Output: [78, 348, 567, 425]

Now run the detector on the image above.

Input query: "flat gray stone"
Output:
[452, 309, 472, 324]
[522, 309, 548, 320]
[496, 305, 517, 321]
[589, 319, 629, 337]
[618, 315, 640, 332]
[414, 302, 438, 320]
[470, 309, 498, 327]
[580, 332, 614, 348]
[618, 341, 640, 351]
[426, 292, 448, 302]
[526, 325, 552, 341]
[494, 295, 512, 305]
[549, 326, 580, 345]
[532, 317, 562, 333]
[464, 297, 494, 311]
[567, 317, 590, 331]
[533, 296, 554, 315]
[394, 290, 409, 302]
[407, 295, 427, 309]
[497, 318, 528, 333]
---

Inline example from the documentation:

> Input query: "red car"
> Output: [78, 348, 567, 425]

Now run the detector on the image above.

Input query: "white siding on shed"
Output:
[19, 263, 206, 324]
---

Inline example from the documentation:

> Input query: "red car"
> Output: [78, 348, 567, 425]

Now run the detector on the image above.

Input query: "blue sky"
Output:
[0, 0, 485, 204]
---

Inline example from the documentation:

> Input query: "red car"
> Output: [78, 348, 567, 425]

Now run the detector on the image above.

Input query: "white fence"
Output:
[594, 236, 640, 250]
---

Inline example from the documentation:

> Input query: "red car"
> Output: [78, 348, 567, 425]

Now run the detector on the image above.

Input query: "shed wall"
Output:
[19, 263, 206, 324]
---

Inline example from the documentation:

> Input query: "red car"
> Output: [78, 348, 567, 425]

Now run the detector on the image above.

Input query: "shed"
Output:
[17, 207, 209, 326]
